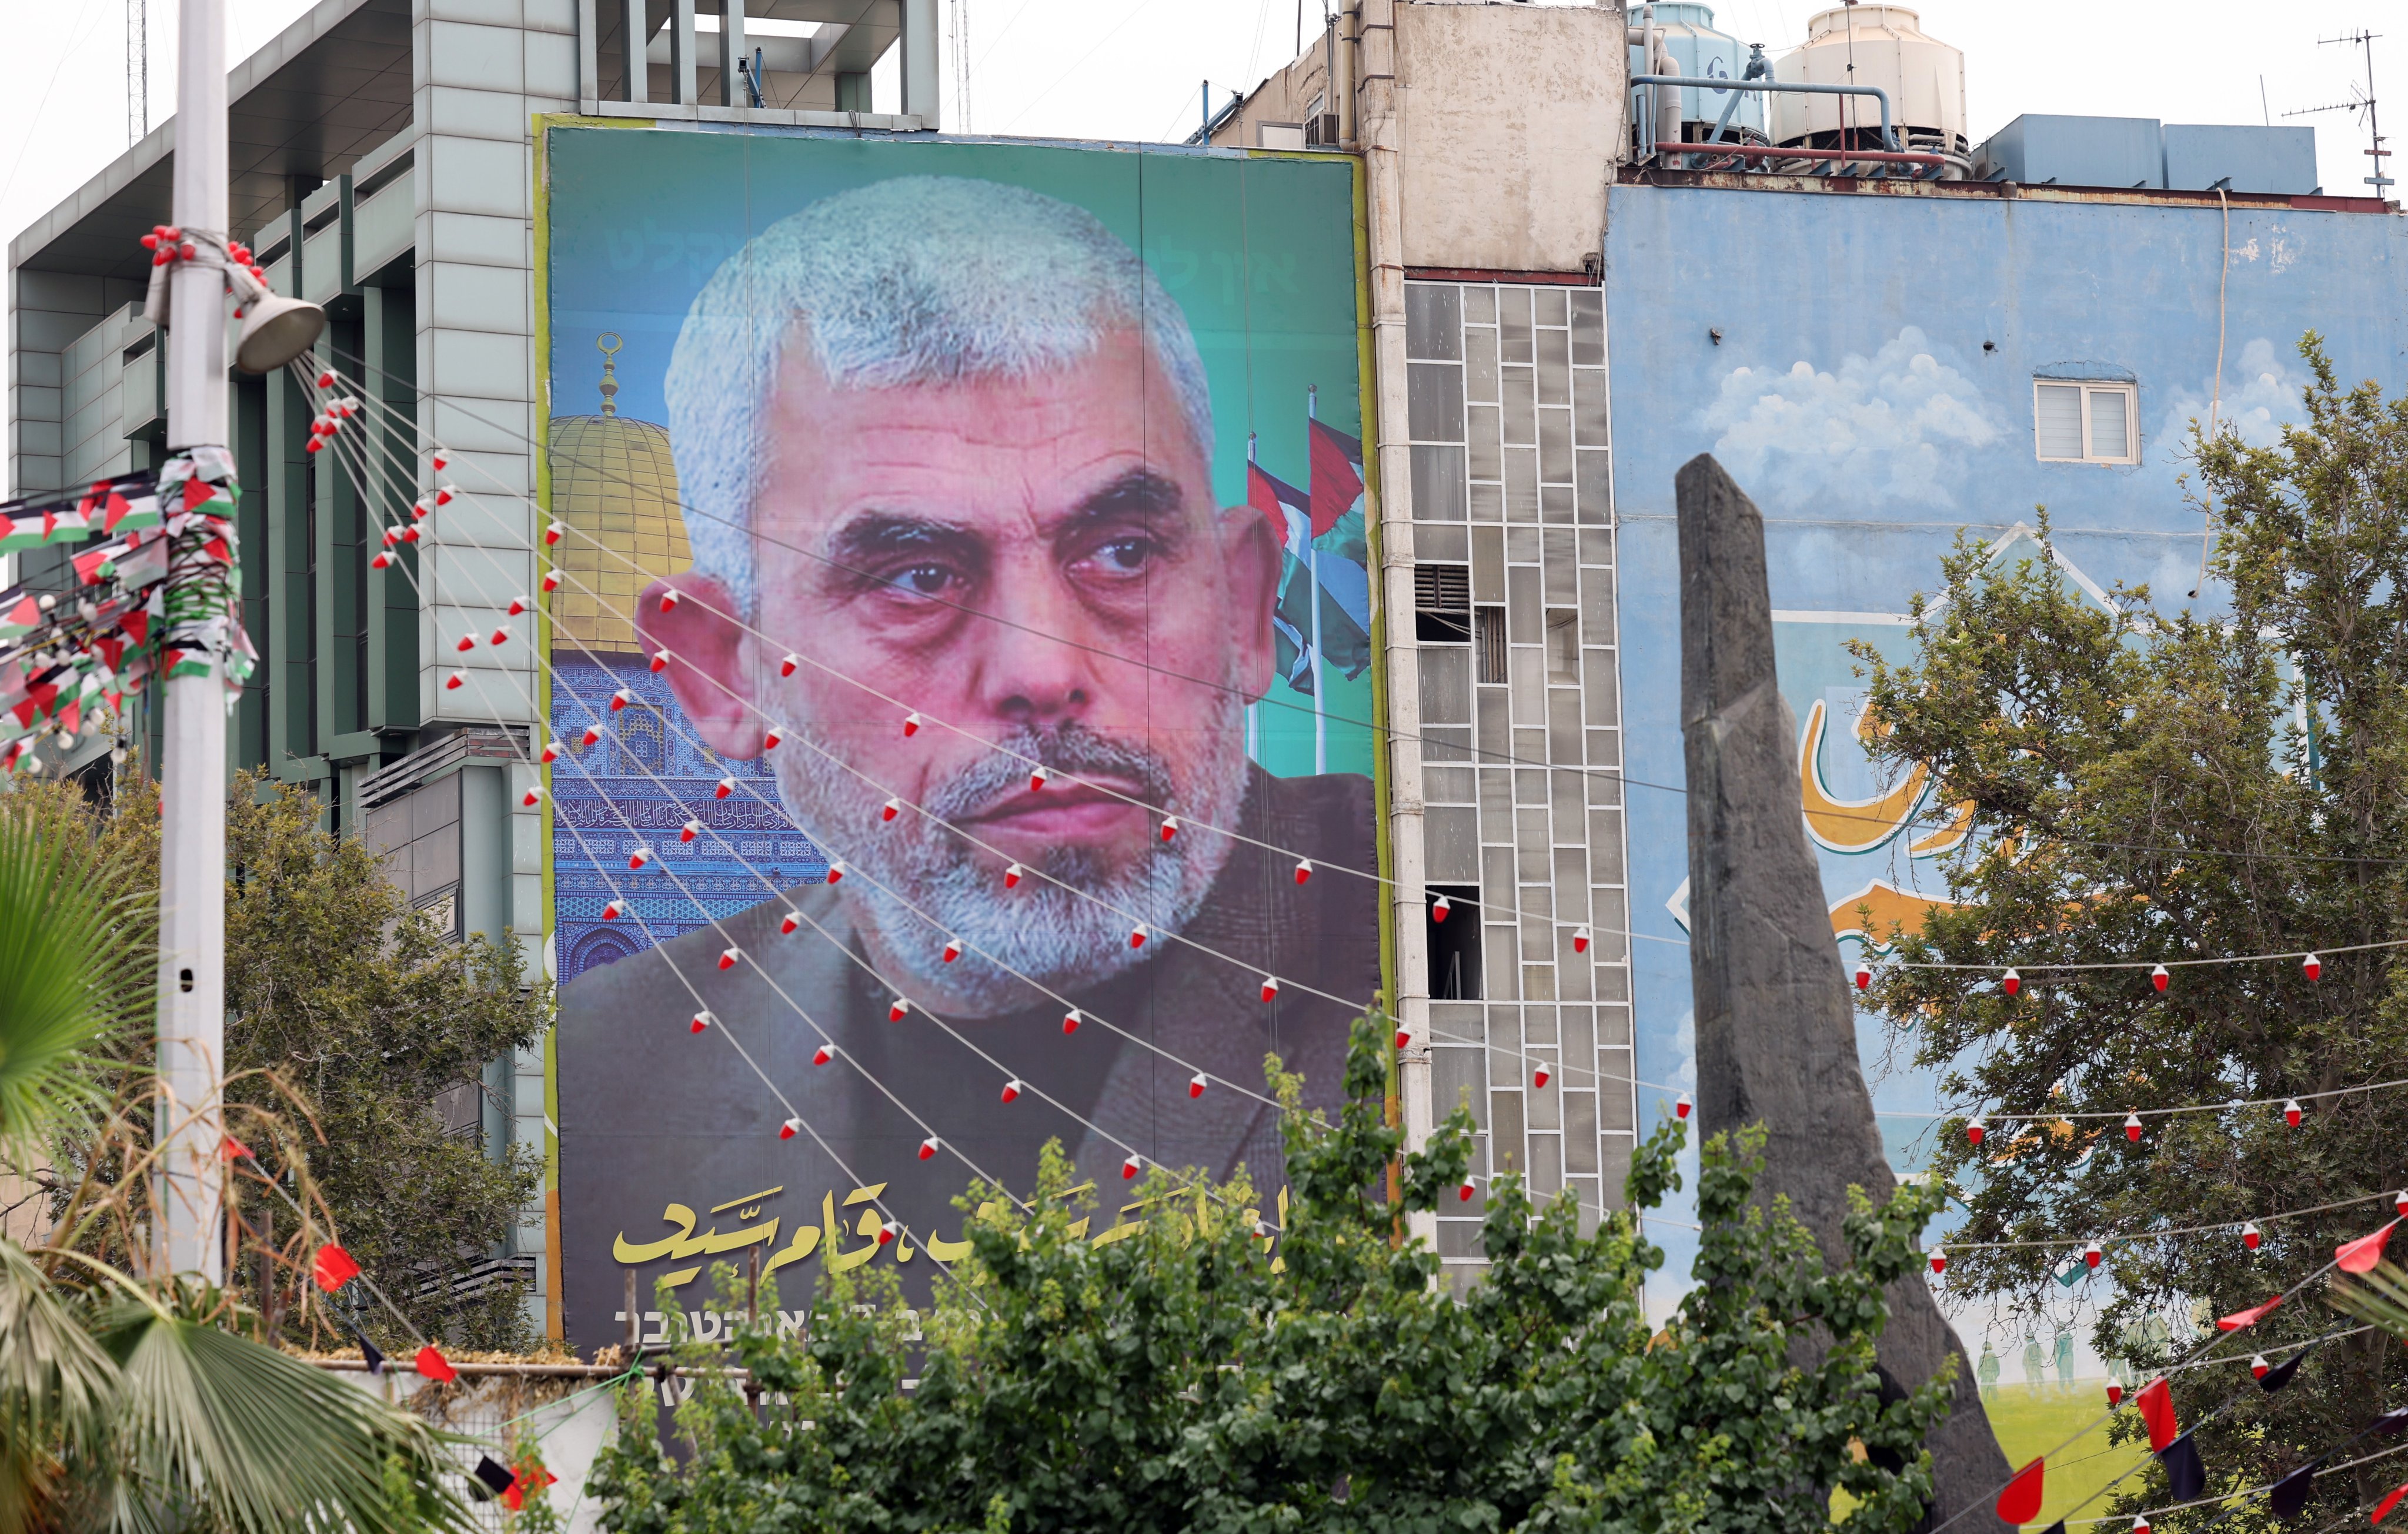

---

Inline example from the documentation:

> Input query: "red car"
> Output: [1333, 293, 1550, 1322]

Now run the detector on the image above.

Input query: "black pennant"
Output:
[2259, 1349, 2309, 1393]
[2040, 1522, 2067, 1534]
[2377, 1407, 2408, 1436]
[355, 1333, 385, 1375]
[2271, 1461, 2322, 1519]
[472, 1455, 515, 1499]
[2160, 1430, 2207, 1502]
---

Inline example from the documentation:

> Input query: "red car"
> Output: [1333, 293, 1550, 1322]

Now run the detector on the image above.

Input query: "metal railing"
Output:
[1632, 76, 1952, 180]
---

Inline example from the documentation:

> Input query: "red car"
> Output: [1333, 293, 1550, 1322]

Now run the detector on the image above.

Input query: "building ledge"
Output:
[1617, 165, 2394, 214]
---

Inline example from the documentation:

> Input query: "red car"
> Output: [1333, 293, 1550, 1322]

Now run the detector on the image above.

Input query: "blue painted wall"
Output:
[1602, 183, 2408, 1304]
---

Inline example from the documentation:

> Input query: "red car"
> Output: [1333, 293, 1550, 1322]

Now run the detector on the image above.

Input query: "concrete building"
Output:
[9, 0, 2401, 1319]
[6, 0, 942, 1335]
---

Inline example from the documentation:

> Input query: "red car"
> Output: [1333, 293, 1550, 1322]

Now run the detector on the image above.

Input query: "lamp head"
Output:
[235, 293, 326, 374]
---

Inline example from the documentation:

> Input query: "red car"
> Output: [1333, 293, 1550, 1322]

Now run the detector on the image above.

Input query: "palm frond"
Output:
[91, 1295, 471, 1534]
[2324, 1258, 2408, 1338]
[0, 801, 153, 1151]
[0, 1237, 118, 1534]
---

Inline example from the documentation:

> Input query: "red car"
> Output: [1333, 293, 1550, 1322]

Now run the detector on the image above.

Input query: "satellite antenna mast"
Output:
[2284, 31, 2390, 196]
[127, 0, 148, 145]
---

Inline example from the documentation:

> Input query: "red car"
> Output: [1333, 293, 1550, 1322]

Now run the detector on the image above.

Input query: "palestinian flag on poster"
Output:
[1308, 417, 1365, 537]
[1253, 406, 1375, 698]
[1247, 453, 1312, 560]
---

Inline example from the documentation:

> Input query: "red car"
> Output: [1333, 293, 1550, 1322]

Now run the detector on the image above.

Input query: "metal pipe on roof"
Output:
[1651, 141, 1944, 169]
[1633, 75, 1899, 152]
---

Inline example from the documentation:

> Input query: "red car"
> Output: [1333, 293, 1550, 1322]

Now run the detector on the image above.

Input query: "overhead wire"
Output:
[303, 369, 1031, 1273]
[309, 362, 1309, 1240]
[308, 358, 2408, 1149]
[314, 363, 1651, 1118]
[318, 335, 2408, 877]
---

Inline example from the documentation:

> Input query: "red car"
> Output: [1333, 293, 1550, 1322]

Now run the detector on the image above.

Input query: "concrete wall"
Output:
[1395, 2, 1626, 274]
[1404, 276, 1636, 1276]
[410, 0, 579, 738]
[9, 272, 146, 500]
[1599, 181, 2408, 1310]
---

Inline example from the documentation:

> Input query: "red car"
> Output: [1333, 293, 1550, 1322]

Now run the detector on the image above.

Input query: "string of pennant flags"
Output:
[1929, 1224, 2408, 1534]
[302, 339, 2408, 1107]
[299, 362, 1305, 1271]
[282, 351, 2408, 1533]
[0, 463, 254, 778]
[1928, 1189, 2408, 1275]
[297, 359, 1617, 1177]
[1861, 945, 2406, 991]
[297, 353, 2408, 1219]
[317, 343, 2408, 882]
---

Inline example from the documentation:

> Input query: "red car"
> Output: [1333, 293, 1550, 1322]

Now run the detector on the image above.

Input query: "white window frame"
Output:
[2032, 380, 2139, 465]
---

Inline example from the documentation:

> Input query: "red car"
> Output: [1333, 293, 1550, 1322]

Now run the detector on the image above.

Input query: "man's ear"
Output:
[635, 574, 760, 760]
[1222, 504, 1283, 702]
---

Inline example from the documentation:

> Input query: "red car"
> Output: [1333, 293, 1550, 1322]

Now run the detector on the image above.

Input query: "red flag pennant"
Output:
[2136, 1376, 2179, 1452]
[218, 1134, 253, 1161]
[1307, 416, 1365, 537]
[120, 610, 148, 646]
[1996, 1457, 2046, 1525]
[102, 492, 132, 532]
[1247, 459, 1309, 544]
[2340, 1221, 2400, 1275]
[503, 1464, 557, 1511]
[2218, 1294, 2284, 1331]
[182, 477, 214, 511]
[413, 1345, 457, 1382]
[312, 1244, 361, 1292]
[2376, 1485, 2408, 1526]
[55, 700, 79, 737]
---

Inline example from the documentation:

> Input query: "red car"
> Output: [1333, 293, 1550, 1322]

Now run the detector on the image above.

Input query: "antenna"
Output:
[948, 0, 970, 132]
[2284, 31, 2390, 196]
[126, 0, 147, 146]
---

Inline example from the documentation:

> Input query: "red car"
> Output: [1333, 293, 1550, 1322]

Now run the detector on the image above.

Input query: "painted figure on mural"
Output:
[1976, 1339, 2001, 1399]
[555, 175, 1378, 1338]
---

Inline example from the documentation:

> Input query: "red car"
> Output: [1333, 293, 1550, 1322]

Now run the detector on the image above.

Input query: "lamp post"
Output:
[152, 0, 232, 1285]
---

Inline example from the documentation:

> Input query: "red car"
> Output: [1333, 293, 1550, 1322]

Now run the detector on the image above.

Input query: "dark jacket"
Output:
[554, 767, 1379, 1352]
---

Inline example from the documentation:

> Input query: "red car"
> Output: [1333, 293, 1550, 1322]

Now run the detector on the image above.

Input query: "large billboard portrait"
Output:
[539, 125, 1378, 1351]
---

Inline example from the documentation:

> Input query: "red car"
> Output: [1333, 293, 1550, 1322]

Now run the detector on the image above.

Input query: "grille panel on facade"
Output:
[1416, 562, 1472, 643]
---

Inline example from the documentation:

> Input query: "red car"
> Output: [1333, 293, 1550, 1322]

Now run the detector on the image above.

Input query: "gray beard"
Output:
[767, 701, 1251, 1011]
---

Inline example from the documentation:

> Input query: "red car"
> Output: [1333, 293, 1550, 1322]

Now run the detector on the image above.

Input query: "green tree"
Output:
[14, 773, 550, 1348]
[222, 777, 550, 1348]
[1852, 337, 2408, 1520]
[0, 791, 469, 1532]
[589, 1014, 1951, 1532]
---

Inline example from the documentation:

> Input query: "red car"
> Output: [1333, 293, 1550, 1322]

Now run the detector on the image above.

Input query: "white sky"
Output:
[0, 0, 2393, 472]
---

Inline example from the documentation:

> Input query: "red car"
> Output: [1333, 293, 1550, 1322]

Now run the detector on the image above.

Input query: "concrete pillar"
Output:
[899, 0, 939, 127]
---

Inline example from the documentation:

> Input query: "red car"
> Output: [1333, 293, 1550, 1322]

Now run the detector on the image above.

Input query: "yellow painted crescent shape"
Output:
[1909, 797, 1978, 857]
[1799, 699, 1931, 854]
[1829, 877, 1965, 948]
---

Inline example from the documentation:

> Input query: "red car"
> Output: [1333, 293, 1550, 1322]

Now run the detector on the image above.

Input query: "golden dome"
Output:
[547, 333, 689, 651]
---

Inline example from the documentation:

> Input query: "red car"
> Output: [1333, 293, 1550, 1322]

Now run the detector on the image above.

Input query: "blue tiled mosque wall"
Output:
[550, 653, 827, 985]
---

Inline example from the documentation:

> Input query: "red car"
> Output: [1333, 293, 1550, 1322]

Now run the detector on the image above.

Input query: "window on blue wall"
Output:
[2034, 381, 2138, 464]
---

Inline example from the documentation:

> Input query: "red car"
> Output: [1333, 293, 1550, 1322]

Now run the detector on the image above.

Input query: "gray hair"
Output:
[664, 175, 1216, 617]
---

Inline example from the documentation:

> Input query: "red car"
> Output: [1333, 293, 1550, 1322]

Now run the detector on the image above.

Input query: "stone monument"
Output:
[1677, 453, 2010, 1531]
